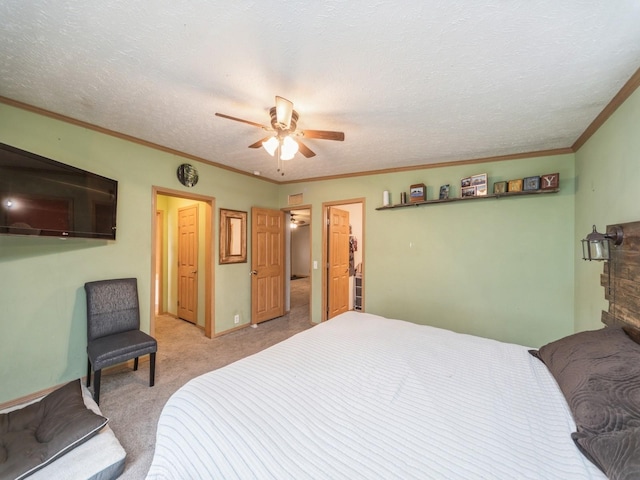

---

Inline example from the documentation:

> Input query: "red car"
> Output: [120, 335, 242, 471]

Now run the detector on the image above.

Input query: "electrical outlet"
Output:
[234, 314, 240, 324]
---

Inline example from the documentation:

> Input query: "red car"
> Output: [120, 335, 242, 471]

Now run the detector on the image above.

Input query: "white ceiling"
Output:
[1, 1, 639, 182]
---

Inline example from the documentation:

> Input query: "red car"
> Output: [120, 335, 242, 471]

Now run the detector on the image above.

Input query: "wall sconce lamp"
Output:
[581, 225, 624, 261]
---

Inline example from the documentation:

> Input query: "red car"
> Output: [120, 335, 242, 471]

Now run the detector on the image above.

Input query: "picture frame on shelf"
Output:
[493, 181, 507, 194]
[410, 183, 426, 202]
[508, 179, 523, 192]
[540, 172, 559, 190]
[458, 173, 487, 197]
[471, 173, 487, 186]
[439, 184, 450, 200]
[523, 176, 540, 191]
[461, 186, 476, 198]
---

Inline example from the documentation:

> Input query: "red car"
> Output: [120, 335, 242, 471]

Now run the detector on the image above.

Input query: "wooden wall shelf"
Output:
[375, 188, 559, 210]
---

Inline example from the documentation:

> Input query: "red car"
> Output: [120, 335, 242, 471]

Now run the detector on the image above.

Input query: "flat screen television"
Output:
[0, 143, 118, 240]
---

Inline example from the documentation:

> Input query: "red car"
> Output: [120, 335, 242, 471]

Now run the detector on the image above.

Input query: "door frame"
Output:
[151, 186, 215, 338]
[282, 205, 312, 321]
[321, 198, 365, 322]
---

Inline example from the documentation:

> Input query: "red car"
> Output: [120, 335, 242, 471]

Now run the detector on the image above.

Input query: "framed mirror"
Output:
[219, 209, 247, 264]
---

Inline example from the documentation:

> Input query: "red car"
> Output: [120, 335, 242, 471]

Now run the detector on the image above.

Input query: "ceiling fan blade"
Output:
[248, 136, 273, 149]
[215, 112, 268, 129]
[300, 130, 345, 141]
[296, 140, 316, 158]
[275, 96, 294, 129]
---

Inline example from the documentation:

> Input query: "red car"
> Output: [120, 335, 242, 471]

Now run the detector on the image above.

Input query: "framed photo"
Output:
[461, 177, 472, 188]
[493, 181, 507, 194]
[523, 176, 540, 191]
[461, 186, 476, 198]
[439, 184, 450, 200]
[540, 172, 559, 190]
[471, 173, 487, 186]
[410, 183, 426, 202]
[476, 184, 488, 196]
[508, 179, 523, 192]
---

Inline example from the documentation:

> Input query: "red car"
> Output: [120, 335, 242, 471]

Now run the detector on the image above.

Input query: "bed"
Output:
[147, 311, 627, 480]
[147, 222, 640, 480]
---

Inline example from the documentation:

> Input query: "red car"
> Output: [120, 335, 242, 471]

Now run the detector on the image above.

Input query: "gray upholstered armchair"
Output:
[84, 278, 157, 405]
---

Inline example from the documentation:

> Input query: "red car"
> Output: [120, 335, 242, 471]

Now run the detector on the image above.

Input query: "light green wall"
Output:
[1, 83, 637, 404]
[574, 86, 640, 332]
[281, 154, 576, 347]
[0, 104, 278, 403]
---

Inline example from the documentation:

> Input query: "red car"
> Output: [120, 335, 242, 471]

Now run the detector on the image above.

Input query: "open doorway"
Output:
[322, 199, 365, 321]
[283, 207, 312, 322]
[151, 187, 215, 338]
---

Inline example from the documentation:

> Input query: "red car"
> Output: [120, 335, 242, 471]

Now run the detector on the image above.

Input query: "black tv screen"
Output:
[0, 143, 118, 240]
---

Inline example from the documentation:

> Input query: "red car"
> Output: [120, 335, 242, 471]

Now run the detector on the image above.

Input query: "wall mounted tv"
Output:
[0, 143, 118, 240]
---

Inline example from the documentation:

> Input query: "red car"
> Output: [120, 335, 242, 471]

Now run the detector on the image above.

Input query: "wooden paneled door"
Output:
[178, 204, 198, 323]
[328, 207, 350, 318]
[251, 207, 285, 324]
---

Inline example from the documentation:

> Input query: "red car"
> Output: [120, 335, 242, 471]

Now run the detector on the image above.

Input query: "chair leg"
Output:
[150, 352, 156, 387]
[134, 357, 139, 371]
[87, 358, 92, 388]
[94, 369, 101, 405]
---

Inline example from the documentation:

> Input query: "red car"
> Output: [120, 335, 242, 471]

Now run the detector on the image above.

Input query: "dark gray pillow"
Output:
[573, 428, 640, 480]
[0, 379, 108, 480]
[530, 327, 640, 477]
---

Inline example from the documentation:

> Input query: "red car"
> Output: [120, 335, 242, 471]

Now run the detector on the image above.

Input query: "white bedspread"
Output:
[146, 312, 605, 479]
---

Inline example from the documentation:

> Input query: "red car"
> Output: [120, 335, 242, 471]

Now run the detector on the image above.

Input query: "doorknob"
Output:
[192, 270, 198, 274]
[250, 270, 258, 275]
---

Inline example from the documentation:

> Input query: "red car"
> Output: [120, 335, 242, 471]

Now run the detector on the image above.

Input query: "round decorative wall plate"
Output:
[177, 163, 199, 187]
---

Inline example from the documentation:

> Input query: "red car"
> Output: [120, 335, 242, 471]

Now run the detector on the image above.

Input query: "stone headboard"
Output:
[601, 220, 640, 330]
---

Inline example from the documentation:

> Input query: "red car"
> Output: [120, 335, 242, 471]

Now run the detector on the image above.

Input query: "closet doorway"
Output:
[151, 187, 215, 338]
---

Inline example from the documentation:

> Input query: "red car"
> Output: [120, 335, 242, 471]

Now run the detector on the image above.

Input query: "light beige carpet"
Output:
[99, 278, 312, 479]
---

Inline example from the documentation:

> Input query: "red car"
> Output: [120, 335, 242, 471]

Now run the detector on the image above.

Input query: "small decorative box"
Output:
[523, 176, 540, 191]
[540, 173, 559, 190]
[508, 179, 523, 192]
[493, 181, 507, 194]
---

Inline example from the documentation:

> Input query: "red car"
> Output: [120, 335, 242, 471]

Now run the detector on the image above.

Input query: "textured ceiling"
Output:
[1, 1, 639, 182]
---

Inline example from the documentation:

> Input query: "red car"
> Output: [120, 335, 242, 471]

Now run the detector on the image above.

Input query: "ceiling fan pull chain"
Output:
[277, 144, 284, 175]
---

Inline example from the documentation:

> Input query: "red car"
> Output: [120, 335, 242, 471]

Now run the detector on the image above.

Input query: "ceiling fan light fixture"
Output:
[262, 136, 279, 156]
[216, 95, 345, 175]
[275, 96, 293, 129]
[280, 136, 299, 160]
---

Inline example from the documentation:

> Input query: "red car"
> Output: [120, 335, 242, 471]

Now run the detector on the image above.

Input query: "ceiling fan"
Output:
[215, 96, 345, 175]
[290, 213, 307, 227]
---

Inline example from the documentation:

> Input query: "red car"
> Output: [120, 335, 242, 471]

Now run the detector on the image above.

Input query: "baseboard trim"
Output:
[212, 322, 250, 338]
[0, 358, 151, 410]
